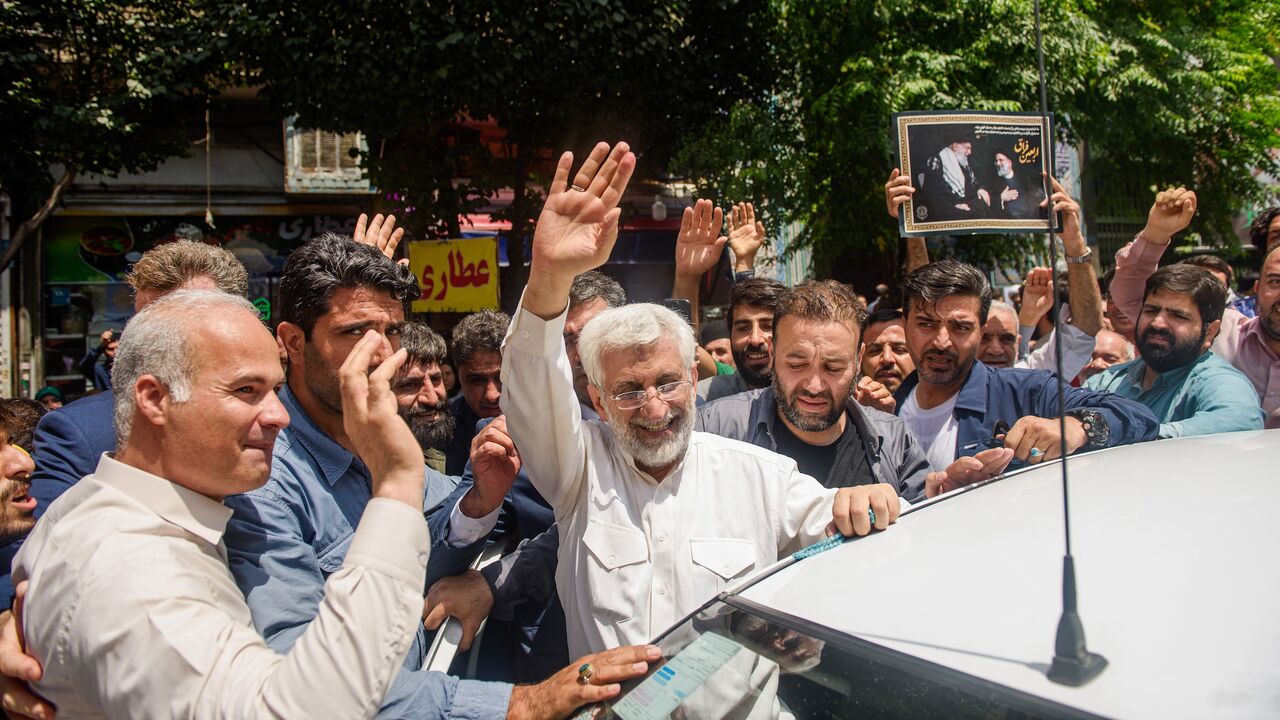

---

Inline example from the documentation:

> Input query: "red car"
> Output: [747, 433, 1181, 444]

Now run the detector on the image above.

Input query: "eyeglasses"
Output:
[611, 380, 692, 411]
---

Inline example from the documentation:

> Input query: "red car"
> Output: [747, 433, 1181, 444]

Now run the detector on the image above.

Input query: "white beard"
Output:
[998, 167, 1014, 179]
[603, 401, 694, 472]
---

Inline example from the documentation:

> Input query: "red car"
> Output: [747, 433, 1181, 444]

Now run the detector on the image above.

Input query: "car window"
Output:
[585, 599, 1074, 720]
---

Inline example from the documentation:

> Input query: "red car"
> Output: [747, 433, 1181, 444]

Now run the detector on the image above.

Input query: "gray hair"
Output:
[578, 303, 696, 390]
[112, 290, 258, 447]
[399, 322, 448, 366]
[988, 300, 1018, 325]
[569, 270, 626, 310]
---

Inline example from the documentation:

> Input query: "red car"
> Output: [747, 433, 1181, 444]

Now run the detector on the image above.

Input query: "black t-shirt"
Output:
[762, 412, 844, 484]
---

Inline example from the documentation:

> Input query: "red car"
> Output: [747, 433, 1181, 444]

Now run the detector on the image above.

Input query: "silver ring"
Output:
[571, 184, 587, 192]
[1029, 448, 1043, 458]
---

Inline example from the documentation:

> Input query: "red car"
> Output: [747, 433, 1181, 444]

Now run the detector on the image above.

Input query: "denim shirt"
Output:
[224, 385, 512, 719]
[893, 361, 1160, 469]
[1085, 352, 1265, 438]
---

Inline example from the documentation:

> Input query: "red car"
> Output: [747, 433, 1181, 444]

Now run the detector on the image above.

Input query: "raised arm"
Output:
[1048, 177, 1103, 337]
[1111, 187, 1196, 320]
[885, 169, 929, 271]
[671, 199, 726, 333]
[503, 142, 636, 512]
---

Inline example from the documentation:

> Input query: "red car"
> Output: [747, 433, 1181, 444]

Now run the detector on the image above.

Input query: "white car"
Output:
[580, 430, 1280, 719]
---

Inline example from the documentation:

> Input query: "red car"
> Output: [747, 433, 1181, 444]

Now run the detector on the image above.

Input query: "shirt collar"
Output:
[279, 384, 358, 487]
[94, 453, 232, 547]
[893, 361, 988, 413]
[953, 361, 990, 412]
[1145, 350, 1213, 389]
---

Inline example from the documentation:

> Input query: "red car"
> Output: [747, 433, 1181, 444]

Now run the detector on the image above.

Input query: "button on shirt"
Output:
[222, 385, 510, 718]
[14, 454, 428, 719]
[500, 302, 838, 659]
[1084, 352, 1264, 438]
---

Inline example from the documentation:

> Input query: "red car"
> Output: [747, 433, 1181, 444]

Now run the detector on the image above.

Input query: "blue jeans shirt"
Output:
[223, 385, 512, 719]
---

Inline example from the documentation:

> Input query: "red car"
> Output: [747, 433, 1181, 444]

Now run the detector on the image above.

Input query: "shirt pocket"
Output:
[581, 520, 650, 626]
[690, 537, 757, 600]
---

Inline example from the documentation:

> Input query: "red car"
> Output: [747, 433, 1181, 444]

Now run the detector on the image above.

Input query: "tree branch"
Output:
[1, 164, 78, 274]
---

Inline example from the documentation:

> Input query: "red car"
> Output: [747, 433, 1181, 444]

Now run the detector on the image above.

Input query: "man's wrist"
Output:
[459, 486, 502, 519]
[1137, 228, 1172, 247]
[732, 255, 757, 273]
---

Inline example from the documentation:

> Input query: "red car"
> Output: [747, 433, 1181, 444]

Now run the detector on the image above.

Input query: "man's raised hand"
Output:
[1143, 186, 1197, 245]
[727, 202, 765, 272]
[1040, 176, 1086, 255]
[532, 142, 636, 278]
[675, 199, 726, 280]
[460, 416, 521, 519]
[353, 213, 409, 265]
[884, 169, 915, 220]
[339, 330, 424, 508]
[1019, 266, 1054, 326]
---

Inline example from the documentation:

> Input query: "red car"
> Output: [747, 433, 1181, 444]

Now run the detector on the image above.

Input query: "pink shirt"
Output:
[1112, 235, 1280, 428]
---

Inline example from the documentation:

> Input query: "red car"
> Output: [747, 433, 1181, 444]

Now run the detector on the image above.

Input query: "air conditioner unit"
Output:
[283, 117, 373, 194]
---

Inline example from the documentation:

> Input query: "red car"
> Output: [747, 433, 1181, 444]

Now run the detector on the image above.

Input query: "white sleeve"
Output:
[1018, 305, 1095, 381]
[446, 496, 501, 547]
[72, 499, 428, 719]
[498, 294, 588, 516]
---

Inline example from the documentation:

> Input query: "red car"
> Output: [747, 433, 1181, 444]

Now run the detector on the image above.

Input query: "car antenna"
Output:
[1034, 0, 1108, 686]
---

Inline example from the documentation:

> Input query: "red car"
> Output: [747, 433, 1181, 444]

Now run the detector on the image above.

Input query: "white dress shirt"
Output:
[499, 301, 837, 659]
[1016, 304, 1096, 381]
[14, 454, 429, 719]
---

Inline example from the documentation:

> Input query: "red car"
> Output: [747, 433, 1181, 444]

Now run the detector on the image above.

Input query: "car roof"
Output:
[736, 430, 1280, 719]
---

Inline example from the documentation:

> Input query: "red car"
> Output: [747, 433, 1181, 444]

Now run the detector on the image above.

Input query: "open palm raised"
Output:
[532, 141, 636, 278]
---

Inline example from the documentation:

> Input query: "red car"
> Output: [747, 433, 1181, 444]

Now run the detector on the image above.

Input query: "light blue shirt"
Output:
[1084, 351, 1264, 438]
[224, 385, 512, 719]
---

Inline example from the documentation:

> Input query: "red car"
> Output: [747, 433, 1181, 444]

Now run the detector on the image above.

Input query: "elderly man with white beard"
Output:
[500, 140, 902, 666]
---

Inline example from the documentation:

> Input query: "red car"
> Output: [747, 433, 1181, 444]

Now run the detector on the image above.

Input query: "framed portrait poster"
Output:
[892, 111, 1061, 237]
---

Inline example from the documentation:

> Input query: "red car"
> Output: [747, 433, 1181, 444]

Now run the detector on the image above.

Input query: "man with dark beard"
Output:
[394, 322, 456, 472]
[698, 281, 1015, 501]
[1111, 187, 1280, 428]
[1085, 264, 1263, 437]
[892, 258, 1158, 474]
[698, 277, 787, 401]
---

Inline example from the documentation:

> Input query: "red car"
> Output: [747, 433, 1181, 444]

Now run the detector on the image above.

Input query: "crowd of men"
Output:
[0, 138, 1274, 719]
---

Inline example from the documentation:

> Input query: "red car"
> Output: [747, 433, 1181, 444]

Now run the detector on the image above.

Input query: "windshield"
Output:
[582, 597, 1073, 720]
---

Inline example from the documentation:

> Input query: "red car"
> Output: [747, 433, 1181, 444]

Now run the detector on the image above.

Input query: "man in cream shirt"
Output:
[500, 141, 903, 660]
[13, 290, 432, 718]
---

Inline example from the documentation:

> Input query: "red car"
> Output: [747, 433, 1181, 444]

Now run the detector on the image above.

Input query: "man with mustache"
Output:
[889, 172, 1158, 473]
[861, 308, 915, 394]
[393, 322, 455, 473]
[1111, 187, 1280, 428]
[441, 309, 509, 474]
[221, 236, 645, 718]
[892, 257, 1158, 474]
[698, 280, 1013, 501]
[1085, 264, 1263, 436]
[503, 141, 901, 671]
[1076, 329, 1133, 384]
[0, 407, 37, 546]
[698, 278, 786, 401]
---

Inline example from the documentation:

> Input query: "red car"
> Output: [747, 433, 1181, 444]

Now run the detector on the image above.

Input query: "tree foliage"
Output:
[0, 0, 218, 215]
[207, 0, 775, 244]
[672, 0, 1280, 276]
